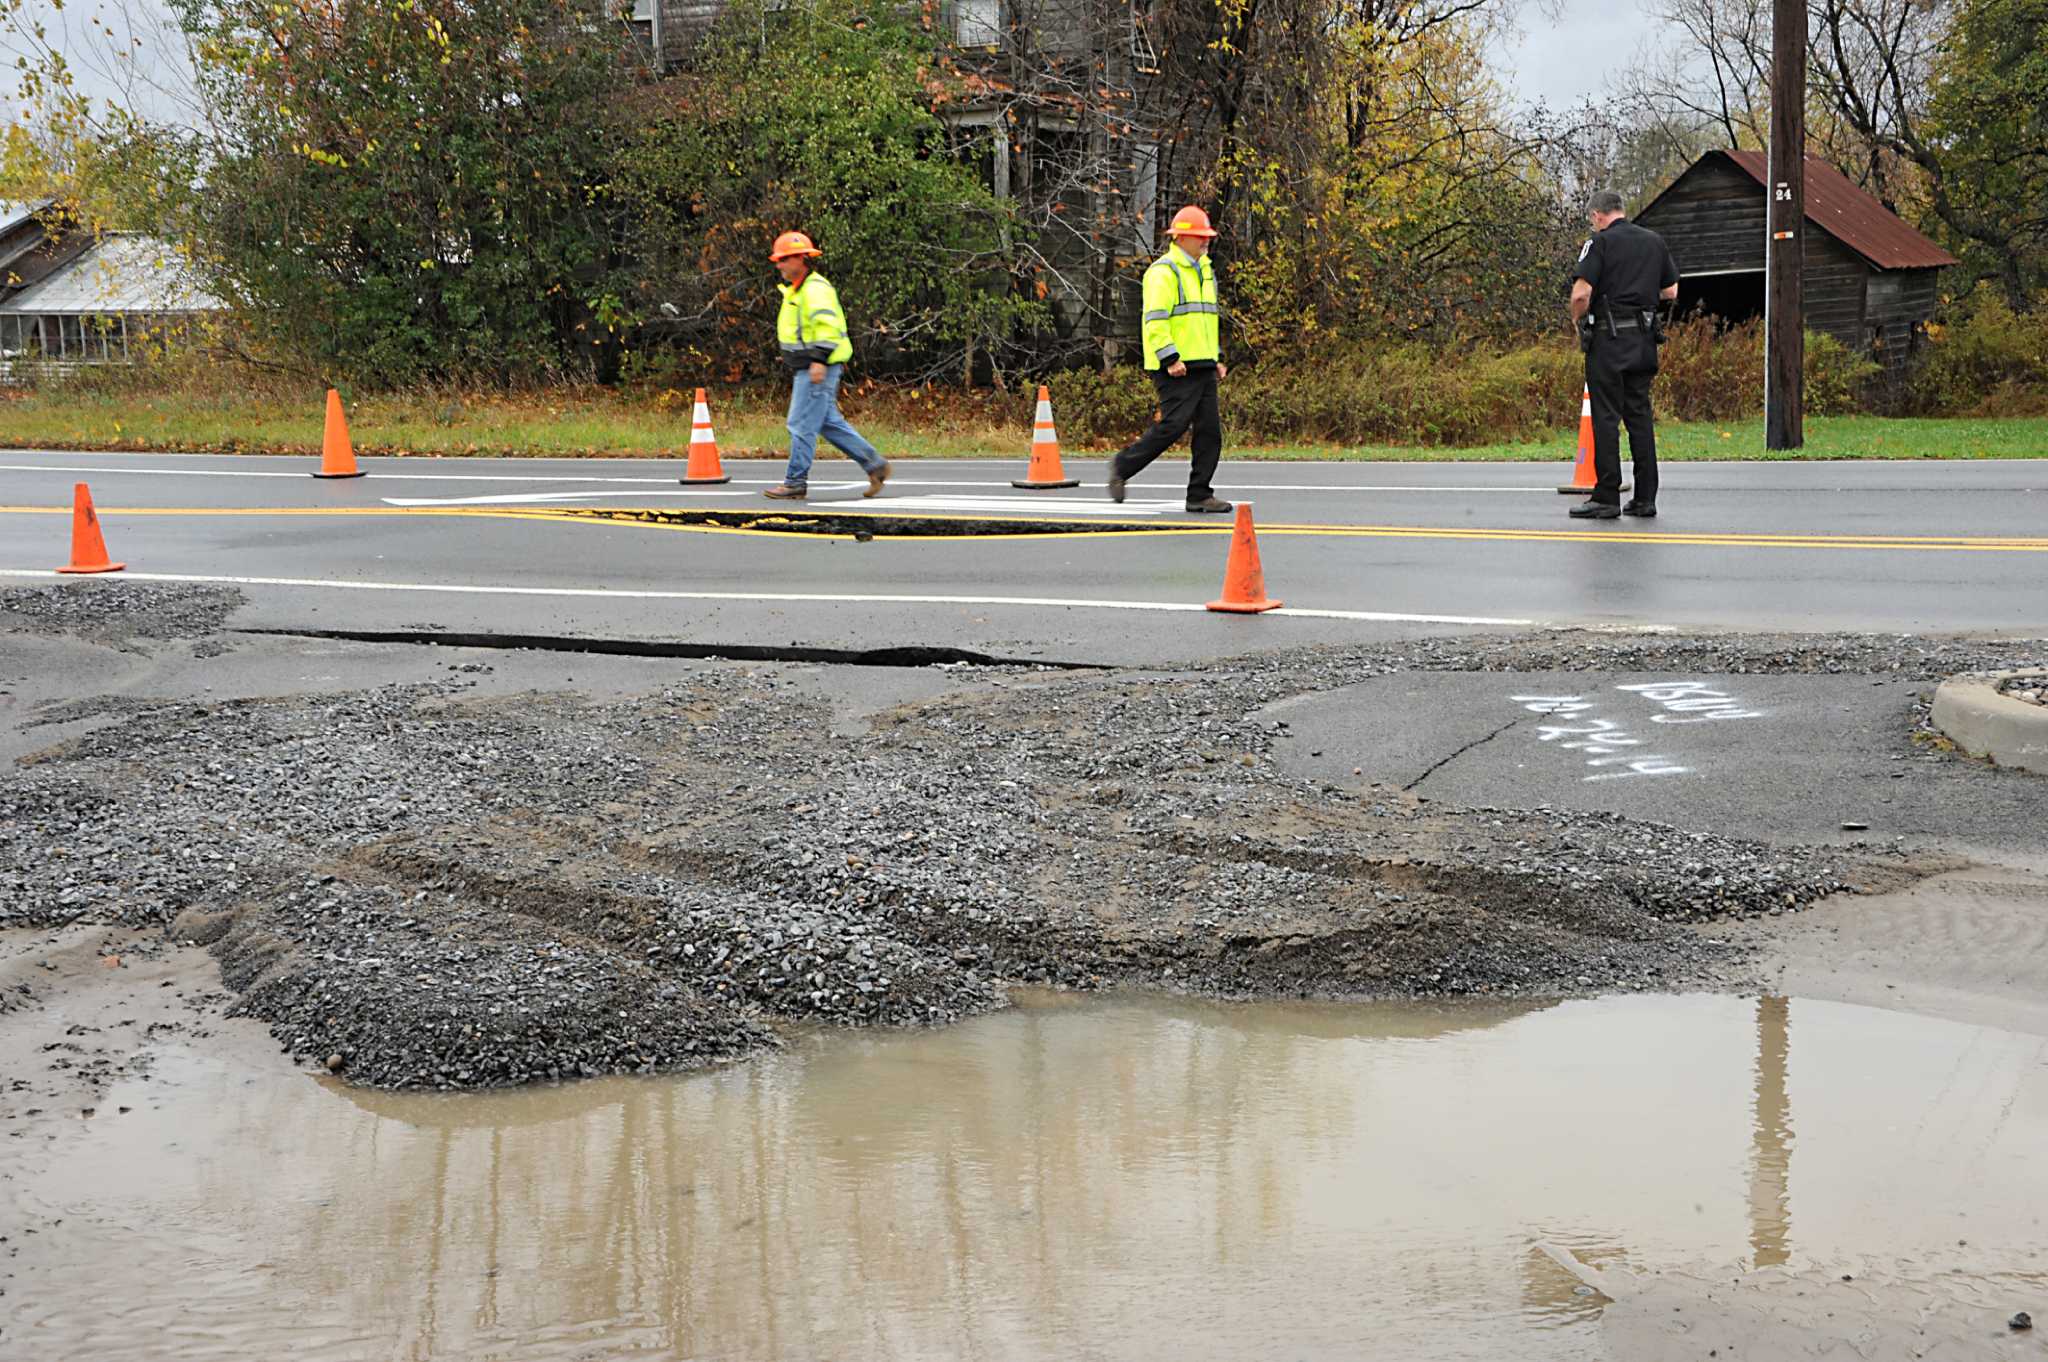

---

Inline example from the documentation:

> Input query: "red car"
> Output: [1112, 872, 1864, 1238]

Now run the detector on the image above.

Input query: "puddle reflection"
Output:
[17, 993, 2048, 1361]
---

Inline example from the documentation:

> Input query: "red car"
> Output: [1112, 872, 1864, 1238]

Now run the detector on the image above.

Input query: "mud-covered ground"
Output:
[5, 582, 2041, 1091]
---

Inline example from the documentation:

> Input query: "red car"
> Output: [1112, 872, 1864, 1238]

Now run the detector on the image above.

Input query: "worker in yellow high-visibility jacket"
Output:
[1106, 206, 1231, 513]
[763, 230, 890, 501]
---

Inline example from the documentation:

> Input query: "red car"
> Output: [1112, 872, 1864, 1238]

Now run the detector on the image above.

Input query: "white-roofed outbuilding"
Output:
[0, 232, 223, 372]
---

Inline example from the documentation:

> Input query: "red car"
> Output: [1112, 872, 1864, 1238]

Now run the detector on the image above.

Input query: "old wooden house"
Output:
[628, 0, 1176, 362]
[1634, 150, 1958, 378]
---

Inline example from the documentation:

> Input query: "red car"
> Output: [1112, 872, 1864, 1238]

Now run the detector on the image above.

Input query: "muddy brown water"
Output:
[9, 992, 2048, 1361]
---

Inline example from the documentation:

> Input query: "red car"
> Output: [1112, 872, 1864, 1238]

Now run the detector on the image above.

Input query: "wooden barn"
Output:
[1634, 150, 1958, 378]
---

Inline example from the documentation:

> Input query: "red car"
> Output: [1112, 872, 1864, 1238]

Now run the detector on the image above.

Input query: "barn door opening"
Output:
[1678, 268, 1764, 329]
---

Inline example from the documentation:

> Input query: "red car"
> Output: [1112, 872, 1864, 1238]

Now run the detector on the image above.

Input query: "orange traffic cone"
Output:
[1206, 503, 1281, 614]
[57, 482, 124, 574]
[1012, 385, 1080, 490]
[1557, 385, 1626, 495]
[313, 388, 365, 479]
[680, 387, 731, 485]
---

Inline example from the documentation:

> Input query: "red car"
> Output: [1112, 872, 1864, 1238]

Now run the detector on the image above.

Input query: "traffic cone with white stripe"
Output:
[1557, 385, 1626, 494]
[1012, 385, 1080, 490]
[679, 387, 731, 485]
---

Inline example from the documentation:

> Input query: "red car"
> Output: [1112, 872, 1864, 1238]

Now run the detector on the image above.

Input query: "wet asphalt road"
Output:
[1265, 671, 2048, 862]
[3, 450, 2046, 662]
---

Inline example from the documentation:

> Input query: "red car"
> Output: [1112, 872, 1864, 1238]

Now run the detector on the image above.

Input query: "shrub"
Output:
[1653, 318, 1761, 422]
[1649, 317, 1876, 421]
[172, 0, 639, 386]
[1050, 343, 1582, 448]
[1803, 330, 1881, 416]
[1907, 287, 2048, 415]
[1047, 318, 1881, 447]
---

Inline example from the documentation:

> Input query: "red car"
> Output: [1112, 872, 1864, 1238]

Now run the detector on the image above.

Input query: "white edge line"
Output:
[0, 568, 1537, 626]
[377, 490, 1182, 510]
[1272, 606, 1537, 626]
[0, 463, 1552, 493]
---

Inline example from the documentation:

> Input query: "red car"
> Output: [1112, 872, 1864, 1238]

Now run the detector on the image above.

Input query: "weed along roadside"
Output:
[7, 379, 2048, 463]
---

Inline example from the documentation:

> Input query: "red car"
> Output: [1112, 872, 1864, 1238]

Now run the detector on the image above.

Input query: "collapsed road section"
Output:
[4, 582, 2042, 1091]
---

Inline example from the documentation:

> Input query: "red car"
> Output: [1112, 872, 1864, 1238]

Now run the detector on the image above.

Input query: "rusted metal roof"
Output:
[1721, 149, 1958, 271]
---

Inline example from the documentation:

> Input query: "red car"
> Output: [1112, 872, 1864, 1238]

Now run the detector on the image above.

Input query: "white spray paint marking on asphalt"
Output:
[0, 567, 1539, 626]
[1615, 680, 1765, 723]
[1510, 695, 1691, 781]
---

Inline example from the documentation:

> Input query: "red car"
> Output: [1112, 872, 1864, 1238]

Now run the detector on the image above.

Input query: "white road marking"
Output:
[0, 462, 684, 485]
[0, 567, 1538, 626]
[1, 461, 1553, 494]
[382, 488, 767, 505]
[376, 489, 1187, 514]
[841, 494, 1183, 516]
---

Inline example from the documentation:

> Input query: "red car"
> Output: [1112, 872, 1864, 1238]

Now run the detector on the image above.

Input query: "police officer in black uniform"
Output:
[1568, 190, 1680, 519]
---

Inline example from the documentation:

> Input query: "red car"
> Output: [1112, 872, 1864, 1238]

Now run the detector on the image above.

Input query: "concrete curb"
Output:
[1932, 671, 2048, 776]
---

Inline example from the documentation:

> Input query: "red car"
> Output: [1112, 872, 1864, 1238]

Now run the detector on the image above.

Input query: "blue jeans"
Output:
[783, 365, 882, 487]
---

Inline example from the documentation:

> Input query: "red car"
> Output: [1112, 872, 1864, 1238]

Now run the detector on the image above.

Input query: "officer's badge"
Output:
[1577, 239, 1593, 262]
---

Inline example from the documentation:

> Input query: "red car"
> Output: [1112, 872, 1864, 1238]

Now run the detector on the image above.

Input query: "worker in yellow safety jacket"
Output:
[764, 230, 890, 501]
[1105, 206, 1232, 513]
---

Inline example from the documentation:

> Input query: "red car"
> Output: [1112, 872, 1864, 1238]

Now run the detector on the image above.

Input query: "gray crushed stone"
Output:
[206, 881, 774, 1088]
[7, 585, 2039, 1092]
[0, 582, 244, 640]
[1239, 630, 2046, 681]
[1997, 674, 2047, 706]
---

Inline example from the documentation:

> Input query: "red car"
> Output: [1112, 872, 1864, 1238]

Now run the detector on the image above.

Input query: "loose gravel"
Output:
[1997, 674, 2047, 707]
[1, 581, 244, 642]
[7, 583, 2035, 1091]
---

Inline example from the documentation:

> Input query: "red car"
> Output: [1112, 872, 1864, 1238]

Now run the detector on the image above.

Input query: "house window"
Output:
[631, 0, 652, 16]
[1132, 142, 1159, 253]
[1027, 127, 1086, 209]
[954, 0, 1001, 47]
[949, 122, 1000, 197]
[944, 113, 1010, 199]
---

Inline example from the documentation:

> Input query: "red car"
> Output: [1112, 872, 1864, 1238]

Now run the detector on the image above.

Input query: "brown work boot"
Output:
[864, 460, 892, 498]
[1184, 496, 1233, 513]
[763, 483, 807, 501]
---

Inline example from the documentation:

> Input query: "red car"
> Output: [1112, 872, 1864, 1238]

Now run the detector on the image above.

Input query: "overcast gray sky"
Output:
[1, 0, 198, 128]
[1488, 0, 1666, 111]
[6, 0, 1663, 127]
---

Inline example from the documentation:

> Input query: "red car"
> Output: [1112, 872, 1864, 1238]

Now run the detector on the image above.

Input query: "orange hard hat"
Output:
[769, 230, 823, 261]
[1167, 205, 1217, 239]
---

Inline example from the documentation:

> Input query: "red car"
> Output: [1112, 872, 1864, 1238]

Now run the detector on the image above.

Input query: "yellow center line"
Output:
[3, 502, 2046, 553]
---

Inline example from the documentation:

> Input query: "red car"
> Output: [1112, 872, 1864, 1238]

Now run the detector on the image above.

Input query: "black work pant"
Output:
[1586, 332, 1659, 506]
[1112, 367, 1221, 503]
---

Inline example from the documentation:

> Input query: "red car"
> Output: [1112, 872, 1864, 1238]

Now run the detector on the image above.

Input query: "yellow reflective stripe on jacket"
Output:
[776, 272, 854, 365]
[1139, 246, 1220, 370]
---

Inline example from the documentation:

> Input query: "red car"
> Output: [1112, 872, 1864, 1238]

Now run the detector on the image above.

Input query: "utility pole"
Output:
[1765, 0, 1806, 449]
